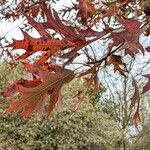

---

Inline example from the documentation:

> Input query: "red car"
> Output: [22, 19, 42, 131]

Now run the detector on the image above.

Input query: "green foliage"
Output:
[0, 101, 119, 150]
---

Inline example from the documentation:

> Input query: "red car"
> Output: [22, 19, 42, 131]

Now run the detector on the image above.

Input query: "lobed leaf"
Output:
[3, 63, 74, 117]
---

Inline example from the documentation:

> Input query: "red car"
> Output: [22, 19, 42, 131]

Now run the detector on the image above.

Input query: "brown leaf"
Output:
[74, 73, 100, 110]
[74, 75, 95, 110]
[106, 54, 127, 75]
[130, 77, 140, 109]
[132, 111, 140, 125]
[129, 77, 141, 124]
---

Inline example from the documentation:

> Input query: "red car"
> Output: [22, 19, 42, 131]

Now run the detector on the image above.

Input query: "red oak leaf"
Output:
[4, 63, 74, 117]
[8, 29, 74, 63]
[109, 17, 148, 57]
[40, 1, 86, 42]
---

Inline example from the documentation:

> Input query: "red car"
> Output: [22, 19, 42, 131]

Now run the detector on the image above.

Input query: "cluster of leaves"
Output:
[0, 0, 150, 121]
